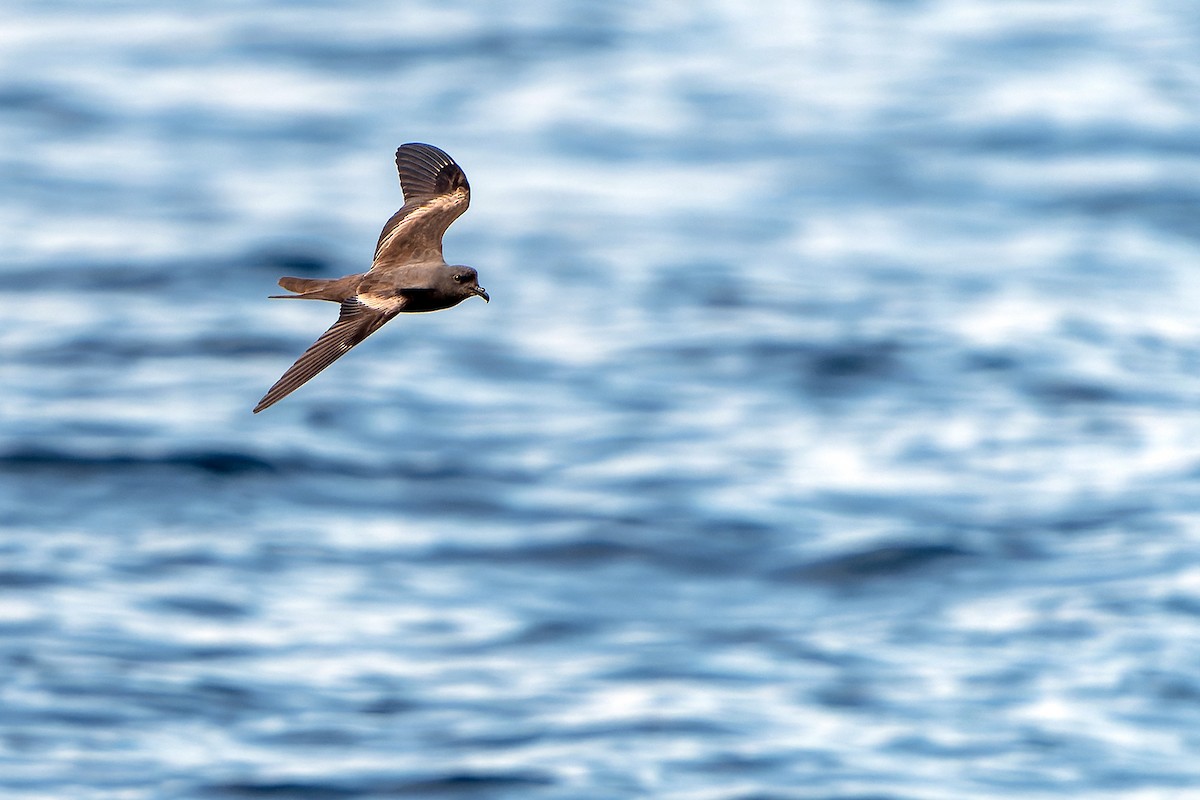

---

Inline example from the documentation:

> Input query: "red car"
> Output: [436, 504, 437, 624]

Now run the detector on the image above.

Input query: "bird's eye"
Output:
[453, 274, 465, 283]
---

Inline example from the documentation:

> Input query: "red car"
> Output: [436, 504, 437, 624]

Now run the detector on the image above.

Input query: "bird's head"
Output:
[448, 266, 489, 303]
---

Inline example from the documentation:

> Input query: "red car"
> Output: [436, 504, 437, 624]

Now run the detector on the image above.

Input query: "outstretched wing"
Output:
[372, 143, 470, 268]
[253, 299, 393, 413]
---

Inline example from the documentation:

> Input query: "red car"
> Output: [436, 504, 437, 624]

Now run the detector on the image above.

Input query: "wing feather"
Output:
[253, 300, 392, 413]
[371, 143, 470, 266]
[395, 143, 470, 202]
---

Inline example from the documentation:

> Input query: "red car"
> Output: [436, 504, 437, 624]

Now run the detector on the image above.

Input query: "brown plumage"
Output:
[253, 143, 488, 413]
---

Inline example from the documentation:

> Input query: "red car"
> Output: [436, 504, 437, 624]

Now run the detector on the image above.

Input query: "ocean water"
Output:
[4, 1, 1200, 797]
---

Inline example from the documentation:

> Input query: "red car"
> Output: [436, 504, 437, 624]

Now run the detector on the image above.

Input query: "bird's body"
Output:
[254, 143, 488, 413]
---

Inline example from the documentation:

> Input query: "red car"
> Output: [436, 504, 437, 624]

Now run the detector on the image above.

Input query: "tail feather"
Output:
[269, 274, 362, 302]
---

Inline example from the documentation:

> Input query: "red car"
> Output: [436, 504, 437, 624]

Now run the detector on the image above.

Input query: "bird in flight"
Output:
[254, 143, 488, 413]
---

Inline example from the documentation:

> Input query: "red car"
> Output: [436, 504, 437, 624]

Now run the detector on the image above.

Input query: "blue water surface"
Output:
[4, 2, 1200, 798]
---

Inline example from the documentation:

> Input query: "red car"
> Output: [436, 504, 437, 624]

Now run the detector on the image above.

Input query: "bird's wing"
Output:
[253, 299, 393, 413]
[371, 143, 471, 268]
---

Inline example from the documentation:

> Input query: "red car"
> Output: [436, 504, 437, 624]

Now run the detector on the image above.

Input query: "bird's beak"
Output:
[473, 286, 490, 303]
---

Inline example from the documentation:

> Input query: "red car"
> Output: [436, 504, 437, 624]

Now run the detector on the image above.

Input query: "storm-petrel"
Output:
[253, 143, 488, 413]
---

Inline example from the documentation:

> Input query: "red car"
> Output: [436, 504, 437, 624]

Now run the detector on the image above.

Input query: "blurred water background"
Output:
[4, 1, 1200, 798]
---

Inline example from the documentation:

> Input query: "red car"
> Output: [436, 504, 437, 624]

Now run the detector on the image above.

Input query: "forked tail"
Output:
[269, 274, 362, 302]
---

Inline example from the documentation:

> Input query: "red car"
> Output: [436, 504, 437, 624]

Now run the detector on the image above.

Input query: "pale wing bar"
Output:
[372, 144, 471, 265]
